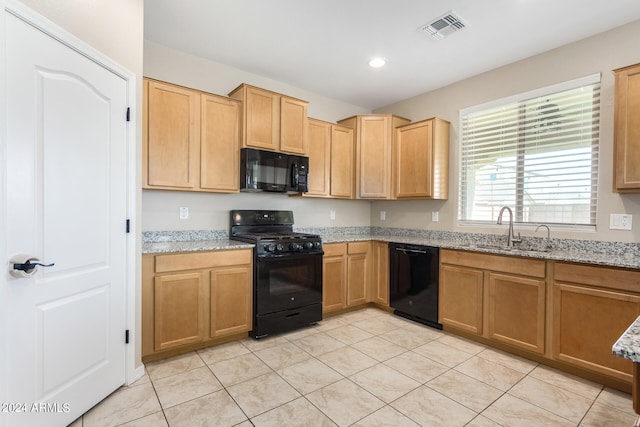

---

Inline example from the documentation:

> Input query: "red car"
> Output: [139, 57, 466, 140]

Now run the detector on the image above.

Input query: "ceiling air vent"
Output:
[419, 11, 467, 40]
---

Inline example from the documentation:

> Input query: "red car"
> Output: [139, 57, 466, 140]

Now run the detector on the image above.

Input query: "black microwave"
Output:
[240, 148, 308, 194]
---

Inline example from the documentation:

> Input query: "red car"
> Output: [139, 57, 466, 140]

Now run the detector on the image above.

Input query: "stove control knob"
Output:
[289, 243, 301, 251]
[314, 241, 322, 248]
[264, 244, 276, 252]
[275, 244, 285, 252]
[304, 242, 314, 250]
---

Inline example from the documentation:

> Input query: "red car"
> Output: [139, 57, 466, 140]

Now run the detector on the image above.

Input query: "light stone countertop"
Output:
[142, 239, 253, 254]
[322, 233, 640, 270]
[613, 315, 640, 363]
[141, 228, 640, 270]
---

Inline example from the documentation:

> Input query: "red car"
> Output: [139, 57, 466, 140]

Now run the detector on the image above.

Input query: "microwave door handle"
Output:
[291, 163, 298, 188]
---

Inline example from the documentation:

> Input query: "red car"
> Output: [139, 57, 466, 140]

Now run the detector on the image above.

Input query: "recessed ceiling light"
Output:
[369, 58, 386, 68]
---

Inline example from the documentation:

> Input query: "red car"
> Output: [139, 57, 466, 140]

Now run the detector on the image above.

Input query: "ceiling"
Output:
[144, 0, 640, 110]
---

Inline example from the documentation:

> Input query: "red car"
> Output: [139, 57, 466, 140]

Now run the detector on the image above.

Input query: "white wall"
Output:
[373, 20, 640, 243]
[142, 41, 372, 231]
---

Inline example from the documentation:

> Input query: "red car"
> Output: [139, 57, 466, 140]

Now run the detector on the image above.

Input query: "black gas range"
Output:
[230, 210, 323, 338]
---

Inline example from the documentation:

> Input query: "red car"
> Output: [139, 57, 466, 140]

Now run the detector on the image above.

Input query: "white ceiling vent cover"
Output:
[419, 11, 467, 40]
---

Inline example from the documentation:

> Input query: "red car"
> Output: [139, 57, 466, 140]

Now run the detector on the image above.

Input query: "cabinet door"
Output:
[323, 244, 347, 314]
[347, 256, 369, 307]
[330, 125, 354, 198]
[306, 119, 331, 196]
[245, 86, 279, 151]
[357, 116, 391, 199]
[210, 266, 252, 338]
[144, 79, 200, 189]
[396, 120, 432, 198]
[614, 64, 640, 192]
[370, 242, 389, 306]
[553, 283, 640, 382]
[280, 96, 308, 155]
[439, 264, 484, 334]
[200, 94, 241, 192]
[488, 272, 546, 354]
[154, 271, 208, 351]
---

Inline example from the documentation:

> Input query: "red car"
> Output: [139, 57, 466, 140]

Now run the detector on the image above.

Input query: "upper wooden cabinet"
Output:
[306, 118, 355, 199]
[613, 63, 640, 192]
[330, 124, 355, 198]
[144, 79, 200, 189]
[338, 115, 410, 199]
[200, 94, 242, 192]
[395, 118, 450, 200]
[143, 78, 241, 193]
[229, 84, 309, 155]
[306, 119, 331, 196]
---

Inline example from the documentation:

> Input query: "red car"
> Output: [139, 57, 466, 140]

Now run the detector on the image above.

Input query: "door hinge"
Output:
[125, 329, 130, 344]
[126, 219, 130, 233]
[126, 107, 131, 122]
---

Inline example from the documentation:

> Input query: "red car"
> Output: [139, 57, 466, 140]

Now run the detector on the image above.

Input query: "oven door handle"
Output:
[258, 251, 324, 260]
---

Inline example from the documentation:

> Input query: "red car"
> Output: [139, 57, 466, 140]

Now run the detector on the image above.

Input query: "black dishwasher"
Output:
[389, 243, 442, 330]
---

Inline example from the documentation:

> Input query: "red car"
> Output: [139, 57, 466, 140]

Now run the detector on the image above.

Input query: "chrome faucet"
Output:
[497, 206, 522, 247]
[535, 224, 551, 250]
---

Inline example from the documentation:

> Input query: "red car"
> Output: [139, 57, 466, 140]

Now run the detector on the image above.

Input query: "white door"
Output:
[3, 6, 130, 427]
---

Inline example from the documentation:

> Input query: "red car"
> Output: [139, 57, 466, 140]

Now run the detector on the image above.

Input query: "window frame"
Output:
[458, 73, 601, 230]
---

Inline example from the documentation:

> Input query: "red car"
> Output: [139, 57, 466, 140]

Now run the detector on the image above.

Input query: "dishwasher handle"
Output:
[395, 247, 428, 254]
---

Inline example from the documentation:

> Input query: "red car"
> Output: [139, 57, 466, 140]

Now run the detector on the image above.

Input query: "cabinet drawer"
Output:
[348, 241, 370, 254]
[440, 249, 545, 279]
[554, 262, 640, 293]
[155, 249, 252, 273]
[323, 243, 346, 257]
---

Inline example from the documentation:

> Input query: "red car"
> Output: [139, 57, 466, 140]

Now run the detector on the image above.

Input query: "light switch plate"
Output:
[432, 211, 439, 222]
[610, 213, 632, 230]
[380, 211, 386, 221]
[330, 209, 336, 220]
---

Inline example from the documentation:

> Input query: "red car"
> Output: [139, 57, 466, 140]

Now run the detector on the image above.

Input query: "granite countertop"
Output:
[613, 315, 640, 363]
[321, 233, 640, 270]
[141, 228, 640, 270]
[142, 239, 253, 254]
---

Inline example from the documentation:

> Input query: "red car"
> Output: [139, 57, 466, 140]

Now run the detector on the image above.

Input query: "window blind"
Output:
[459, 75, 600, 227]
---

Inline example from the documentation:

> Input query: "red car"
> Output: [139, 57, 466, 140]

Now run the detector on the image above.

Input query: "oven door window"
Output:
[256, 253, 322, 315]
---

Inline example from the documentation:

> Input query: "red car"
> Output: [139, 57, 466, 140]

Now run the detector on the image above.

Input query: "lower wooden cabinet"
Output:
[347, 242, 370, 306]
[439, 263, 484, 335]
[439, 249, 546, 354]
[154, 271, 207, 351]
[488, 272, 545, 354]
[553, 262, 640, 382]
[370, 241, 389, 306]
[142, 249, 252, 361]
[322, 242, 370, 315]
[210, 266, 252, 338]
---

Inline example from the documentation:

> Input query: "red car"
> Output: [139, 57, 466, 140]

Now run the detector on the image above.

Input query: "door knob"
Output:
[9, 254, 55, 278]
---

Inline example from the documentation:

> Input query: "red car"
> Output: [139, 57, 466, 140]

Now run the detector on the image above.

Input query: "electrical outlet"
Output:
[432, 211, 439, 222]
[380, 211, 386, 221]
[610, 213, 632, 230]
[179, 207, 189, 220]
[330, 209, 336, 220]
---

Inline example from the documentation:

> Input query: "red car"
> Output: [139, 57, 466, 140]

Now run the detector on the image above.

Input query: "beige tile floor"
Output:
[70, 308, 637, 426]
